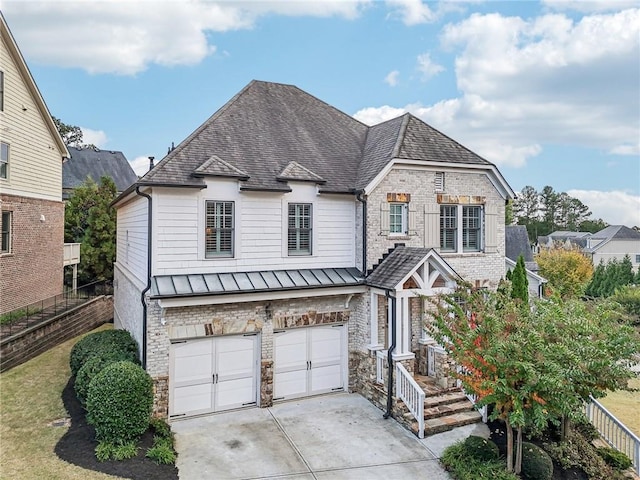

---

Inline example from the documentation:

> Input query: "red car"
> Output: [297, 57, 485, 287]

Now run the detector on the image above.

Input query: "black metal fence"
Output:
[0, 280, 113, 337]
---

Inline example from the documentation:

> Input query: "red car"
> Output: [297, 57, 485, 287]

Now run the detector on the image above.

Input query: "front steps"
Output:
[406, 374, 483, 437]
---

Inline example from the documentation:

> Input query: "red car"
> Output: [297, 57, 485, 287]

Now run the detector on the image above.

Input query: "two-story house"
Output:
[0, 14, 69, 315]
[112, 81, 514, 432]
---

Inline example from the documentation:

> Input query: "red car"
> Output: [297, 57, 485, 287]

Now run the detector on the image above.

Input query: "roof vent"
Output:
[435, 172, 445, 192]
[148, 156, 155, 171]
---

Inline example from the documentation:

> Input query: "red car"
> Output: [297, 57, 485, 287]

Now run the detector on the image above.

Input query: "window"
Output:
[440, 205, 483, 253]
[440, 205, 457, 251]
[389, 203, 407, 235]
[288, 203, 312, 255]
[0, 71, 4, 111]
[462, 206, 482, 252]
[0, 142, 8, 179]
[1, 211, 11, 254]
[636, 254, 640, 264]
[205, 201, 234, 257]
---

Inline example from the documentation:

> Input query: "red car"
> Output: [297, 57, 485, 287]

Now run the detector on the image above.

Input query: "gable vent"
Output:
[435, 172, 445, 192]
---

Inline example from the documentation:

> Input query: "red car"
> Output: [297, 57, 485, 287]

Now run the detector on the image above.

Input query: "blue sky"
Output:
[3, 1, 639, 226]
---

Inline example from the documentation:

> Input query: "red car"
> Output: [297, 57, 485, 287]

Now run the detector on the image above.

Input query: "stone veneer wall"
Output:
[147, 293, 356, 418]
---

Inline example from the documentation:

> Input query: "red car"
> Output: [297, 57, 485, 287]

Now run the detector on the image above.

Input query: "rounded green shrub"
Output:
[462, 435, 500, 461]
[86, 361, 153, 443]
[597, 447, 632, 471]
[75, 351, 134, 405]
[70, 329, 139, 376]
[521, 442, 553, 480]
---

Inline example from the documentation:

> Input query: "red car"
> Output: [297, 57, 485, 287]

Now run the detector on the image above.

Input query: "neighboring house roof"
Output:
[537, 233, 590, 249]
[585, 225, 640, 253]
[150, 267, 364, 299]
[125, 80, 513, 199]
[63, 146, 138, 197]
[0, 13, 69, 159]
[505, 225, 539, 272]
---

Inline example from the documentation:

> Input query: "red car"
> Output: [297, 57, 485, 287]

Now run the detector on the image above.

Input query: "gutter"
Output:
[356, 190, 367, 275]
[383, 290, 396, 419]
[135, 185, 152, 369]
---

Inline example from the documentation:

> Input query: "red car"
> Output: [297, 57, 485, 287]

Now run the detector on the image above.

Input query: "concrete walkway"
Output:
[172, 393, 489, 479]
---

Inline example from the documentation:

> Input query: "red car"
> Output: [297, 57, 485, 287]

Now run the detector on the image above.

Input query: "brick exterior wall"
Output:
[0, 296, 113, 372]
[366, 168, 506, 288]
[0, 194, 64, 314]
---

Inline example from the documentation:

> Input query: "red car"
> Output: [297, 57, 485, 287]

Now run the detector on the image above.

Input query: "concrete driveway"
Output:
[171, 393, 473, 479]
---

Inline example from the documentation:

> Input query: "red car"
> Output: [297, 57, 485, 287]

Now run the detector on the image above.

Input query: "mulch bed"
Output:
[54, 378, 179, 480]
[487, 418, 588, 480]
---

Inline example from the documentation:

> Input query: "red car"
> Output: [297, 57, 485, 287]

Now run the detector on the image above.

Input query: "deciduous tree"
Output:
[535, 247, 593, 298]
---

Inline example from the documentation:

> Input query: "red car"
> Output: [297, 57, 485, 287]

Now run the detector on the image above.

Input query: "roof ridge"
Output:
[391, 113, 412, 159]
[140, 80, 258, 181]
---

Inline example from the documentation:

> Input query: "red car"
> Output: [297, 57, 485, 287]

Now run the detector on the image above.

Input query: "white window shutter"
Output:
[424, 203, 439, 248]
[380, 202, 390, 235]
[485, 204, 498, 253]
[408, 204, 417, 235]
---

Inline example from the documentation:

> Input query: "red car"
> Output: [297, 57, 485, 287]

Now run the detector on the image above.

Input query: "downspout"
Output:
[383, 290, 396, 419]
[356, 190, 367, 275]
[135, 185, 152, 370]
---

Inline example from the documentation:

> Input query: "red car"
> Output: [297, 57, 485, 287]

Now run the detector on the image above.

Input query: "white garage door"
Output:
[273, 324, 345, 401]
[169, 333, 259, 418]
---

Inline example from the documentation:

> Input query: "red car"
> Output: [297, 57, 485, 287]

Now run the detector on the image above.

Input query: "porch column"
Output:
[393, 291, 414, 360]
[368, 291, 383, 351]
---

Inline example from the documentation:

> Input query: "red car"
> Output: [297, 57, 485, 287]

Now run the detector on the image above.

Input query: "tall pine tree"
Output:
[511, 255, 529, 304]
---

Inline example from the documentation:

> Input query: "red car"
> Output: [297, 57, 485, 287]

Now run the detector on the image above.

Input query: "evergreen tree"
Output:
[511, 255, 529, 304]
[619, 255, 635, 286]
[586, 260, 605, 297]
[65, 176, 117, 283]
[635, 267, 640, 285]
[600, 259, 620, 297]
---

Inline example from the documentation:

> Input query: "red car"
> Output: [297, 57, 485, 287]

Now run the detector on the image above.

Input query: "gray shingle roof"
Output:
[505, 225, 534, 263]
[592, 225, 640, 240]
[136, 81, 503, 195]
[366, 246, 433, 290]
[142, 81, 367, 193]
[64, 146, 137, 195]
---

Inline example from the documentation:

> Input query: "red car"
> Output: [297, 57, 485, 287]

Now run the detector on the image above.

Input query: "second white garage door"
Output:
[273, 324, 346, 401]
[169, 333, 259, 418]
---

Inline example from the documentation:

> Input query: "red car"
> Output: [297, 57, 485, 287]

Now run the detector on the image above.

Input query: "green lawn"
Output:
[599, 377, 640, 437]
[0, 325, 121, 480]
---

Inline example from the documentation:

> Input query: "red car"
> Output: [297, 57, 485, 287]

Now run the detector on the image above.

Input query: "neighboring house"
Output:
[63, 146, 138, 200]
[536, 230, 592, 252]
[585, 225, 640, 271]
[112, 81, 514, 428]
[538, 226, 640, 272]
[0, 14, 70, 314]
[505, 225, 546, 298]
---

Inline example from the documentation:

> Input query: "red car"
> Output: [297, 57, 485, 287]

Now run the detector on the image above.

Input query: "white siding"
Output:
[152, 180, 356, 275]
[0, 32, 64, 201]
[116, 195, 149, 282]
[592, 239, 640, 271]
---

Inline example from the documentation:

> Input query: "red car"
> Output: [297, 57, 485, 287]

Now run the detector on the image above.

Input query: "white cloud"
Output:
[80, 128, 108, 148]
[567, 189, 640, 227]
[386, 0, 436, 25]
[542, 0, 639, 13]
[356, 8, 640, 168]
[384, 70, 400, 86]
[416, 52, 444, 80]
[130, 156, 153, 177]
[2, 1, 368, 75]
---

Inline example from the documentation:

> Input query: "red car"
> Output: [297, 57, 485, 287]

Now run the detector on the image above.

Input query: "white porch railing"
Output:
[456, 365, 488, 423]
[376, 350, 386, 384]
[396, 363, 425, 439]
[586, 396, 640, 475]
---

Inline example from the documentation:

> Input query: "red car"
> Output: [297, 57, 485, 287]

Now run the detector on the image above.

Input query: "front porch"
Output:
[358, 246, 484, 438]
